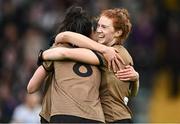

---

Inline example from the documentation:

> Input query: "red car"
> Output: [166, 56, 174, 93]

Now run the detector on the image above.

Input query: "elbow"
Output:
[27, 85, 33, 94]
[55, 32, 68, 43]
[55, 34, 62, 43]
[129, 91, 137, 97]
[131, 91, 138, 97]
[27, 83, 36, 94]
[129, 83, 139, 97]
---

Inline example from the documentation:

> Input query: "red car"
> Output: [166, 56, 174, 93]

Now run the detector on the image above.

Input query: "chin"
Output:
[98, 40, 105, 44]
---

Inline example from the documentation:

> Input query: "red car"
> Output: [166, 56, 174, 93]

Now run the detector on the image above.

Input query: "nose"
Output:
[96, 26, 102, 33]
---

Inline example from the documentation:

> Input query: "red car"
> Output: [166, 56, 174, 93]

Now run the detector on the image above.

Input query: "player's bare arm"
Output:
[42, 47, 100, 65]
[27, 65, 48, 94]
[55, 31, 125, 71]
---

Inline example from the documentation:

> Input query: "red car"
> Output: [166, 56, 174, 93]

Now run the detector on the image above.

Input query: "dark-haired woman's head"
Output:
[57, 6, 92, 37]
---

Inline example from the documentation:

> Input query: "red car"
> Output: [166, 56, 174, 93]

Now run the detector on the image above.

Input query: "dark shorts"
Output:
[112, 118, 133, 123]
[50, 114, 103, 123]
[40, 116, 49, 123]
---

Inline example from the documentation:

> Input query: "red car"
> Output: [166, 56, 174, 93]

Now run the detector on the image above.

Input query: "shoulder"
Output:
[114, 45, 133, 65]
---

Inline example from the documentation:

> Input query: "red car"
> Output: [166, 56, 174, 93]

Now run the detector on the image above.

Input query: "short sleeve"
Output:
[42, 61, 53, 72]
[92, 51, 108, 68]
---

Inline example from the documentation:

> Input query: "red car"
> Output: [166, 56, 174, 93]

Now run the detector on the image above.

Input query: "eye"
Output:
[97, 24, 100, 28]
[101, 25, 106, 28]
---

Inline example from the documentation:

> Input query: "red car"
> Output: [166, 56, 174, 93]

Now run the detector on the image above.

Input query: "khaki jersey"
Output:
[39, 72, 54, 122]
[99, 45, 133, 122]
[41, 45, 105, 122]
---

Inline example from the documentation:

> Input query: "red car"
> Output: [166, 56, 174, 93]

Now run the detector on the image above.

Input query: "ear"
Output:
[114, 30, 122, 37]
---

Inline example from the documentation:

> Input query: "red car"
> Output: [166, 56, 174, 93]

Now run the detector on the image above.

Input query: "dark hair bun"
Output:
[65, 6, 85, 19]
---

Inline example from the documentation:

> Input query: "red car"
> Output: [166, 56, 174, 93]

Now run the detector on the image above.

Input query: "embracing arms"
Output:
[55, 31, 140, 96]
[38, 31, 139, 96]
[55, 31, 125, 71]
[27, 46, 101, 94]
[42, 47, 100, 65]
[116, 65, 139, 97]
[55, 31, 108, 53]
[42, 47, 139, 96]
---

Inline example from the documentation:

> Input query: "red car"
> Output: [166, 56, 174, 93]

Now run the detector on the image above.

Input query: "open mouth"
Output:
[98, 35, 104, 39]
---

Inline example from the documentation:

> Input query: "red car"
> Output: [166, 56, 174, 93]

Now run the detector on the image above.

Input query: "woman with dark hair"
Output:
[28, 6, 105, 123]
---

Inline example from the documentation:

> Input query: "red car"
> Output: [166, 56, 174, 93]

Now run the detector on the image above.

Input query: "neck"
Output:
[106, 39, 117, 46]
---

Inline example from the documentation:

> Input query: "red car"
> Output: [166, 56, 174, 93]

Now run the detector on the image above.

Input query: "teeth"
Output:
[98, 34, 104, 38]
[98, 34, 103, 37]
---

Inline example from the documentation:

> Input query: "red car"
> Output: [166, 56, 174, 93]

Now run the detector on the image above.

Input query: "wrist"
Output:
[100, 45, 108, 54]
[37, 50, 44, 66]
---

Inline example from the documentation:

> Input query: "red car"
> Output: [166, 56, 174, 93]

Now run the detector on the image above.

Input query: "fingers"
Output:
[115, 66, 137, 81]
[115, 71, 132, 78]
[108, 60, 111, 71]
[111, 56, 122, 72]
[114, 56, 123, 70]
[116, 68, 133, 78]
[116, 77, 131, 81]
[111, 59, 117, 72]
[117, 68, 132, 74]
[124, 65, 130, 68]
[116, 54, 125, 65]
[115, 71, 132, 81]
[115, 73, 135, 81]
[111, 53, 124, 72]
[107, 57, 118, 72]
[114, 48, 119, 53]
[124, 65, 132, 69]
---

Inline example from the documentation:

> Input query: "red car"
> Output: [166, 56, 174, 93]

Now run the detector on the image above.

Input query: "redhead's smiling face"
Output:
[96, 16, 116, 46]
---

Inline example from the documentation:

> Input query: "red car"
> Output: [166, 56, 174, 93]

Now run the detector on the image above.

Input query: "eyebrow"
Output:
[98, 23, 111, 28]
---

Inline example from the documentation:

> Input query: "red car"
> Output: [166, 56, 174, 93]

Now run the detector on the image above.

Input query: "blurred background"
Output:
[0, 0, 179, 123]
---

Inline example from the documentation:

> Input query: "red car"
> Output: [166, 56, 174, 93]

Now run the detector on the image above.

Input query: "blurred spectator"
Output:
[11, 93, 41, 123]
[0, 84, 17, 123]
[165, 18, 180, 98]
[22, 26, 47, 66]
